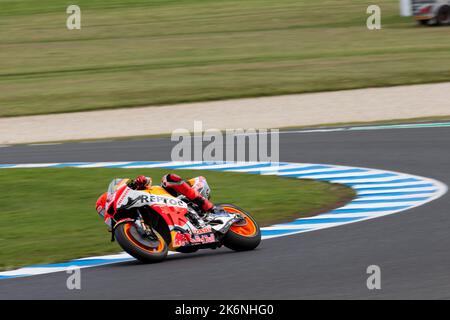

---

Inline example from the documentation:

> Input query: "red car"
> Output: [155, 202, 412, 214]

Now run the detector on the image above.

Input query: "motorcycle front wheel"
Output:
[219, 204, 261, 251]
[114, 222, 168, 263]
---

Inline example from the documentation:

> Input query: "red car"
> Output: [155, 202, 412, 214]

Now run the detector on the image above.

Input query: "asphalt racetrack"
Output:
[0, 126, 449, 299]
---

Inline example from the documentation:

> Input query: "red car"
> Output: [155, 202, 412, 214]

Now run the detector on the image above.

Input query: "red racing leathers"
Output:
[161, 173, 214, 212]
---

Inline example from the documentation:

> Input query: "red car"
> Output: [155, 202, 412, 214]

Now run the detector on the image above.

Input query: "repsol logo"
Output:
[147, 195, 186, 207]
[122, 193, 187, 209]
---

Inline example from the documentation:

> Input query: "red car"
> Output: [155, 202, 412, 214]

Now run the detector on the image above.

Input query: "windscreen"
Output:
[107, 178, 126, 195]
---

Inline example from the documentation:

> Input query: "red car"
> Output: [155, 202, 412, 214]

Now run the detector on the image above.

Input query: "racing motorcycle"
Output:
[103, 178, 261, 263]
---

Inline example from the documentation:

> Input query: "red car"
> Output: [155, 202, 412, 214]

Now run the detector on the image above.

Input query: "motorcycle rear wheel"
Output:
[115, 222, 168, 263]
[219, 204, 261, 251]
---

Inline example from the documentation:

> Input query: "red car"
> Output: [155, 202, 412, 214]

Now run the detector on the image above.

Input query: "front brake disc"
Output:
[129, 225, 160, 248]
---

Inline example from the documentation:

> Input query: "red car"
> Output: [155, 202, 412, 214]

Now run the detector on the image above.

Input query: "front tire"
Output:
[219, 204, 261, 251]
[115, 222, 168, 263]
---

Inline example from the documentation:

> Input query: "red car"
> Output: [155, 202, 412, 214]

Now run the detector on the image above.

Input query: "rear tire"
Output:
[115, 222, 168, 263]
[219, 204, 261, 251]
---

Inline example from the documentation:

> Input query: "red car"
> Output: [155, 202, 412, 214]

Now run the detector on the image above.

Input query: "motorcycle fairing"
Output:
[117, 189, 188, 211]
[105, 184, 241, 250]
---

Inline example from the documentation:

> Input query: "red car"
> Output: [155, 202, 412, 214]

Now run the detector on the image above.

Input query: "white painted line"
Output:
[28, 143, 63, 146]
[263, 223, 340, 230]
[309, 211, 400, 219]
[77, 162, 132, 168]
[76, 252, 132, 260]
[266, 167, 353, 176]
[122, 161, 204, 168]
[354, 194, 432, 200]
[80, 140, 114, 144]
[0, 267, 68, 277]
[184, 162, 266, 170]
[277, 122, 450, 135]
[351, 181, 433, 189]
[330, 177, 412, 183]
[10, 163, 61, 168]
[340, 202, 420, 209]
[233, 163, 315, 173]
[287, 171, 388, 180]
[357, 187, 437, 195]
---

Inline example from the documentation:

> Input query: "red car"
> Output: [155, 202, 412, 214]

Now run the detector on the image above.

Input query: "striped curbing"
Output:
[0, 161, 446, 279]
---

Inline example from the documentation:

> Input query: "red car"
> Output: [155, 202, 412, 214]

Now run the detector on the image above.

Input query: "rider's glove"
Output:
[127, 176, 152, 190]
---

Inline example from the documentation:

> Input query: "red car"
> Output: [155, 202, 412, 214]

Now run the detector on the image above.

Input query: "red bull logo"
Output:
[173, 232, 189, 247]
[173, 231, 216, 247]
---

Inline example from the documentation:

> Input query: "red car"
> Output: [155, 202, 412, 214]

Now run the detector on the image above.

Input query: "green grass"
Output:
[0, 168, 354, 271]
[1, 0, 450, 117]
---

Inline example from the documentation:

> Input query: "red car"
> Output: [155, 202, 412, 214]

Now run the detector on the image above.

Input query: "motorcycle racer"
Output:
[95, 174, 215, 223]
[94, 171, 261, 262]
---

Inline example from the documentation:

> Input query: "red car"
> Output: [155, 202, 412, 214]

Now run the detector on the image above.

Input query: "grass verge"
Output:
[0, 168, 355, 271]
[1, 0, 450, 117]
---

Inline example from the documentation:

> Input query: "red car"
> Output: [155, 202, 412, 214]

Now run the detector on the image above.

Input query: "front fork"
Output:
[135, 209, 159, 241]
[110, 209, 157, 243]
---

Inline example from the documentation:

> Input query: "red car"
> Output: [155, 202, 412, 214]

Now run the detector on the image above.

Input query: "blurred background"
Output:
[1, 0, 450, 118]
